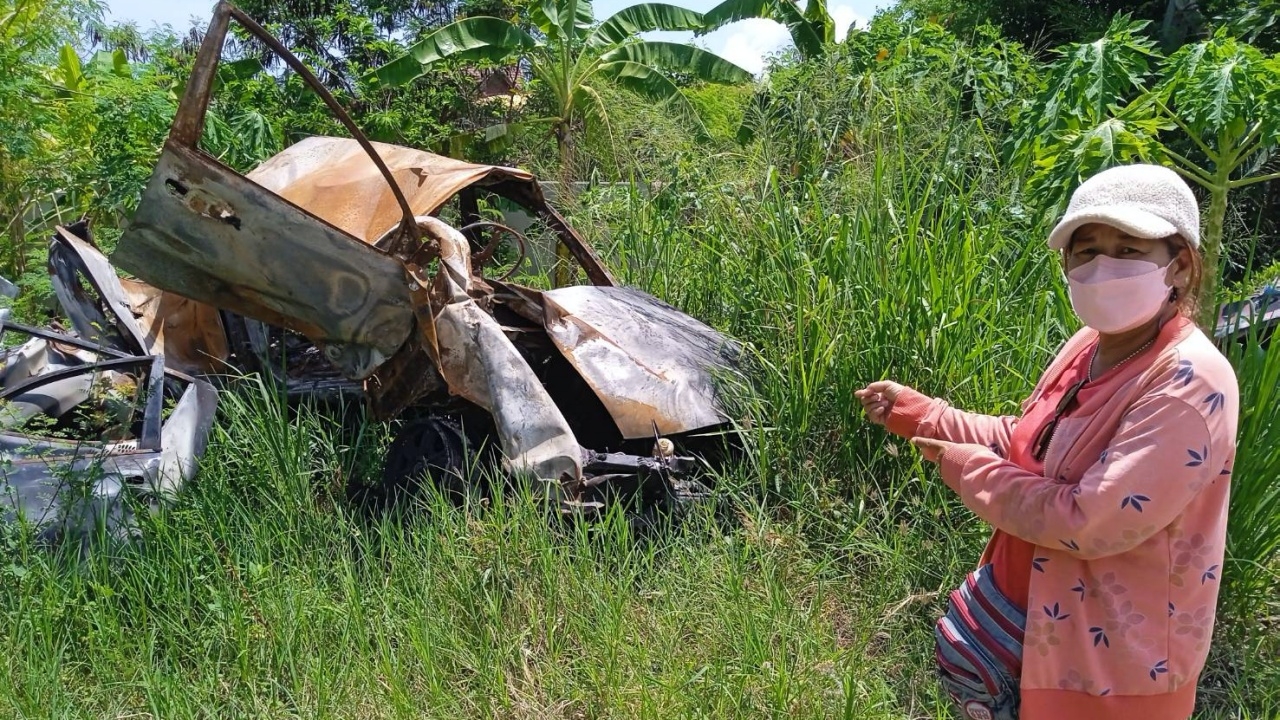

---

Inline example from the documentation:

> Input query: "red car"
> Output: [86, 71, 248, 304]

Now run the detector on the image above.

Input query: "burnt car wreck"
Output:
[1, 225, 218, 546]
[96, 2, 747, 518]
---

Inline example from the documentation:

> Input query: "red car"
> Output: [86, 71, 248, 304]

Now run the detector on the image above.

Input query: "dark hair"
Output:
[1163, 235, 1203, 320]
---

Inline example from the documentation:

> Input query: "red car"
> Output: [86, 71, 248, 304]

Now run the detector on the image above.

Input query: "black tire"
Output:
[360, 415, 496, 510]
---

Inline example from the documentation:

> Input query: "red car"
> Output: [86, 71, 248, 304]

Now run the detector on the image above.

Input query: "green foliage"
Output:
[231, 0, 463, 89]
[367, 0, 752, 173]
[0, 0, 92, 278]
[898, 0, 1170, 50]
[1219, 332, 1280, 625]
[368, 16, 540, 86]
[1221, 0, 1280, 52]
[1007, 19, 1280, 324]
[1159, 31, 1279, 142]
[1007, 15, 1162, 211]
[64, 66, 177, 228]
[898, 0, 1280, 56]
[586, 2, 704, 48]
[736, 16, 1035, 176]
[684, 82, 753, 146]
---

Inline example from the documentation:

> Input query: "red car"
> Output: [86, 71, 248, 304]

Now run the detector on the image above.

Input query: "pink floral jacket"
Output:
[886, 316, 1239, 719]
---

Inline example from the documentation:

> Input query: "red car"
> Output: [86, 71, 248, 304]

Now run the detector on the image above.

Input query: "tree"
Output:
[366, 0, 753, 175]
[52, 40, 178, 230]
[1217, 0, 1280, 52]
[226, 0, 517, 158]
[696, 0, 836, 61]
[897, 0, 1280, 53]
[0, 0, 94, 278]
[1008, 16, 1280, 327]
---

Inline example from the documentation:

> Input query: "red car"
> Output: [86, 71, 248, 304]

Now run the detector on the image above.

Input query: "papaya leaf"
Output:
[1159, 32, 1275, 144]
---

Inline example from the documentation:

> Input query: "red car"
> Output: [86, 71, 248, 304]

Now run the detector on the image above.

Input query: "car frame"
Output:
[111, 1, 748, 516]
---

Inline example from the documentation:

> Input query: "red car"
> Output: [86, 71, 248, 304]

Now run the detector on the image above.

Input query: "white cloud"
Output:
[716, 19, 793, 75]
[830, 3, 869, 42]
[704, 1, 871, 77]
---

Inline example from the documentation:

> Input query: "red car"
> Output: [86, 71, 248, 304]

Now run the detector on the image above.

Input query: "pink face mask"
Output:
[1067, 255, 1173, 334]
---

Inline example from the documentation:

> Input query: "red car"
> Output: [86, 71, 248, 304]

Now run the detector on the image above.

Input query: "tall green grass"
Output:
[0, 374, 976, 718]
[1220, 331, 1280, 616]
[2, 70, 1276, 720]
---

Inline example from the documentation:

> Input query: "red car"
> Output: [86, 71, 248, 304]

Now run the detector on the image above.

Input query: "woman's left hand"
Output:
[911, 436, 957, 464]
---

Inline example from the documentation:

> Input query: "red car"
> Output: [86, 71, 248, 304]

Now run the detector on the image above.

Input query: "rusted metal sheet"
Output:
[412, 217, 582, 485]
[542, 286, 742, 439]
[246, 136, 616, 287]
[114, 144, 415, 380]
[49, 226, 150, 356]
[49, 223, 229, 376]
[167, 1, 230, 150]
[118, 278, 230, 376]
[249, 136, 534, 244]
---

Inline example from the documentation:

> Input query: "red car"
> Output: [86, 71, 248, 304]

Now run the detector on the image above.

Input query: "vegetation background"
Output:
[1, 0, 1278, 717]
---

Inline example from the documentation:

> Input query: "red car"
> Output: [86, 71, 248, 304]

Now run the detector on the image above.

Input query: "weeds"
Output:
[0, 375, 964, 718]
[2, 25, 1277, 720]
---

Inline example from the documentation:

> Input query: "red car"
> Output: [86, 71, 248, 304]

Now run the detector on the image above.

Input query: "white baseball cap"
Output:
[1047, 164, 1201, 250]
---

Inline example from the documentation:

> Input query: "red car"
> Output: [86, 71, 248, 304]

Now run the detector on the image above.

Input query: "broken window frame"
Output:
[0, 324, 166, 452]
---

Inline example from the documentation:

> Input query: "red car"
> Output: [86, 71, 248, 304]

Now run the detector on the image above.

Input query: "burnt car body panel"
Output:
[108, 1, 745, 511]
[542, 286, 741, 439]
[1, 231, 219, 546]
[115, 144, 417, 380]
[1216, 284, 1279, 345]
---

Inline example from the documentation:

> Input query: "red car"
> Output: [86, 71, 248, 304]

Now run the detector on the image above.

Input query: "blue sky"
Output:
[105, 0, 889, 75]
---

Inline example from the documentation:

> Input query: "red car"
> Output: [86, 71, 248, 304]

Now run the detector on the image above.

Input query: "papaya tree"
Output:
[366, 0, 753, 174]
[1010, 17, 1280, 328]
[1152, 31, 1280, 321]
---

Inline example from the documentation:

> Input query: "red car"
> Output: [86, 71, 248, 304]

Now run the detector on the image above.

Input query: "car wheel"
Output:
[368, 415, 495, 510]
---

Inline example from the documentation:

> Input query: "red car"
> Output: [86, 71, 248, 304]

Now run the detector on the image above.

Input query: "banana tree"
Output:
[697, 0, 836, 61]
[366, 0, 753, 174]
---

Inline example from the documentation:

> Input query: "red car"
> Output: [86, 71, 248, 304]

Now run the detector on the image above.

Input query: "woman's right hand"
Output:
[854, 380, 905, 427]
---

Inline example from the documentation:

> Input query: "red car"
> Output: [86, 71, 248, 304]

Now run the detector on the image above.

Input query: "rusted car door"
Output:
[113, 5, 416, 380]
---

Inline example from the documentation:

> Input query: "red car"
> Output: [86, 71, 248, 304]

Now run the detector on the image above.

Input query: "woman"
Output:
[856, 164, 1239, 720]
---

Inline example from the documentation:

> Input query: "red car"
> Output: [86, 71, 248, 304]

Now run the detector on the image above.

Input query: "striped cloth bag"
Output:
[934, 564, 1026, 720]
